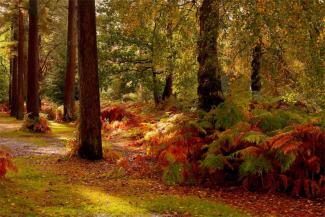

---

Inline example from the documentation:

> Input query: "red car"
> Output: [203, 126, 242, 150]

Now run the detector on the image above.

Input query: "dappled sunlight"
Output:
[78, 187, 152, 216]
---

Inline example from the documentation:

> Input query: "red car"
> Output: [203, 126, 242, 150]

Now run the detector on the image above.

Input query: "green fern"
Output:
[242, 131, 268, 144]
[251, 109, 307, 133]
[201, 154, 225, 170]
[275, 151, 296, 172]
[162, 162, 184, 185]
[204, 102, 245, 130]
[239, 156, 272, 176]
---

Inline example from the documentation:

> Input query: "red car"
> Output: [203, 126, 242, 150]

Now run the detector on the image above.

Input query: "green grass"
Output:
[0, 157, 249, 217]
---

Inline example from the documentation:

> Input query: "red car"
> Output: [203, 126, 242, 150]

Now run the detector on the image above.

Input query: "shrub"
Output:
[203, 102, 245, 131]
[0, 149, 17, 177]
[55, 106, 64, 122]
[22, 114, 51, 133]
[202, 122, 325, 198]
[250, 109, 307, 134]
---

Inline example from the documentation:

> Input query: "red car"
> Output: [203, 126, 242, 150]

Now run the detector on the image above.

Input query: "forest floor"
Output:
[0, 109, 324, 217]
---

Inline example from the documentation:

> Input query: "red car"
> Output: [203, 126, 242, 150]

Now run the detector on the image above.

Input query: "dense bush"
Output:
[22, 114, 51, 133]
[150, 102, 325, 198]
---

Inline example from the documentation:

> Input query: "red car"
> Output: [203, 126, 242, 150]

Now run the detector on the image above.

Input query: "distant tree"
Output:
[251, 41, 262, 96]
[17, 0, 25, 120]
[64, 0, 78, 121]
[77, 0, 103, 160]
[197, 0, 224, 111]
[10, 19, 18, 117]
[27, 0, 40, 118]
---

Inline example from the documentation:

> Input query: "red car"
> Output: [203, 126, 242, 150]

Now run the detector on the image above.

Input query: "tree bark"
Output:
[162, 21, 174, 101]
[251, 42, 262, 94]
[197, 0, 224, 111]
[77, 0, 102, 160]
[64, 0, 78, 121]
[9, 59, 12, 109]
[27, 0, 40, 117]
[17, 0, 25, 120]
[10, 20, 18, 117]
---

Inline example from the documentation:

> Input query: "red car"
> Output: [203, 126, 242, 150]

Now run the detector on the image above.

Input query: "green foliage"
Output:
[251, 109, 308, 133]
[162, 161, 185, 185]
[204, 102, 245, 131]
[239, 156, 272, 176]
[201, 154, 225, 170]
[242, 131, 268, 144]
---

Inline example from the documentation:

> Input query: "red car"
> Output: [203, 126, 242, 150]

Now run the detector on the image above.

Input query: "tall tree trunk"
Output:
[64, 0, 78, 121]
[9, 59, 12, 109]
[162, 21, 174, 101]
[197, 0, 224, 111]
[27, 0, 40, 117]
[251, 42, 262, 94]
[77, 0, 102, 160]
[17, 0, 25, 120]
[10, 20, 18, 117]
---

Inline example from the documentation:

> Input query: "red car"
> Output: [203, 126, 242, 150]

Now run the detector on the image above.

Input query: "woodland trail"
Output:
[0, 113, 324, 217]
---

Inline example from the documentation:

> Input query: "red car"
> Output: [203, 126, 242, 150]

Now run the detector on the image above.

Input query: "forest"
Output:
[0, 0, 324, 216]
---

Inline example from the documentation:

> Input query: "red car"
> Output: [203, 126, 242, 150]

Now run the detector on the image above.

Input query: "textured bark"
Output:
[162, 21, 174, 101]
[27, 0, 40, 117]
[17, 0, 25, 120]
[251, 42, 262, 93]
[64, 0, 78, 121]
[197, 0, 224, 111]
[10, 20, 18, 117]
[9, 59, 12, 109]
[77, 0, 102, 160]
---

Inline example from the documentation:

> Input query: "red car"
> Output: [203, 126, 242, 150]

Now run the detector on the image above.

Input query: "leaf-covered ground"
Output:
[0, 112, 324, 217]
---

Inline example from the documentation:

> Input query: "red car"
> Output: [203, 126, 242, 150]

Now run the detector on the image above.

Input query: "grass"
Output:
[0, 157, 249, 217]
[0, 113, 249, 217]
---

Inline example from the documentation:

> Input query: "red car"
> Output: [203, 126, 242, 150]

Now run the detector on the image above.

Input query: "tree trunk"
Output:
[197, 0, 224, 111]
[10, 20, 18, 117]
[162, 73, 173, 101]
[152, 70, 160, 105]
[17, 0, 25, 120]
[9, 59, 12, 109]
[64, 0, 78, 121]
[27, 0, 40, 118]
[162, 20, 174, 101]
[251, 42, 262, 94]
[77, 0, 102, 160]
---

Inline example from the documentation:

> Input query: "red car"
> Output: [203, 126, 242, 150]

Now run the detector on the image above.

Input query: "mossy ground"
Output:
[0, 114, 248, 217]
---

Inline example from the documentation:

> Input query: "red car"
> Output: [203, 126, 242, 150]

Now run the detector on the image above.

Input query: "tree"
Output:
[251, 41, 262, 95]
[63, 0, 78, 121]
[17, 0, 25, 120]
[10, 19, 18, 117]
[27, 0, 40, 118]
[77, 0, 103, 160]
[197, 0, 224, 111]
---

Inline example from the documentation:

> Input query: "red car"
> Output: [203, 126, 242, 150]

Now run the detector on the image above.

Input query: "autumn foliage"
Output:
[0, 149, 16, 177]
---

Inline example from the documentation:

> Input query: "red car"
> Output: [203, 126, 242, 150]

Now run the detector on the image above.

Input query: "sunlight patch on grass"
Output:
[79, 187, 151, 216]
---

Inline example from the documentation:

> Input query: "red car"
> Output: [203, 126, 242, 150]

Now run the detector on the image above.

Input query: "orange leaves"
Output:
[0, 149, 17, 177]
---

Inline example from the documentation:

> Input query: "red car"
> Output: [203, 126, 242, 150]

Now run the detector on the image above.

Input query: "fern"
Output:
[204, 102, 245, 130]
[201, 154, 225, 170]
[242, 131, 268, 144]
[275, 151, 296, 172]
[239, 156, 272, 176]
